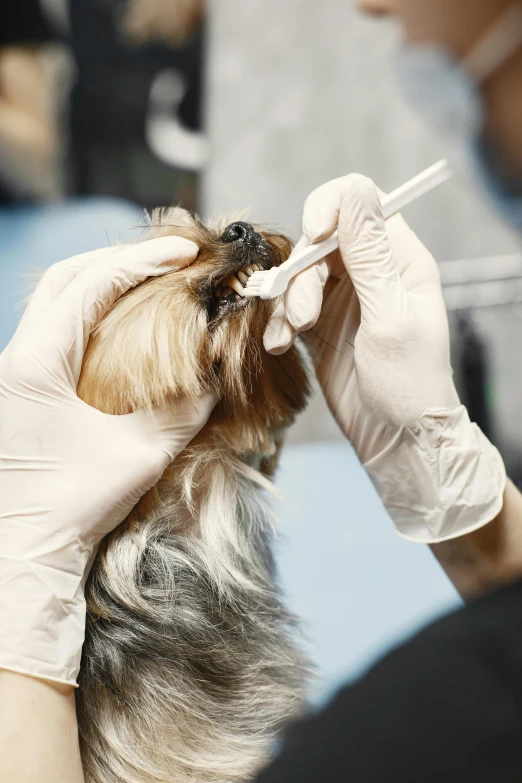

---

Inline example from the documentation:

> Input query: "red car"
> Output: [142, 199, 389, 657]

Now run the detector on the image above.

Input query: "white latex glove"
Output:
[0, 238, 216, 686]
[265, 174, 505, 543]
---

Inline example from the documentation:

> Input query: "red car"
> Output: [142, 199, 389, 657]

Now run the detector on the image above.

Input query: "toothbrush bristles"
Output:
[244, 270, 267, 298]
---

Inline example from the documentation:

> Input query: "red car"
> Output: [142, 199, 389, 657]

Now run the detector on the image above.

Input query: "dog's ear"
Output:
[162, 207, 198, 229]
[148, 206, 197, 230]
[145, 207, 202, 243]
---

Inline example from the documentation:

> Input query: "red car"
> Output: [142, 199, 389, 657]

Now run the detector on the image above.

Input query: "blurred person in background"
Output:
[68, 0, 207, 209]
[0, 3, 64, 202]
[2, 1, 522, 783]
[121, 0, 204, 45]
[0, 0, 206, 210]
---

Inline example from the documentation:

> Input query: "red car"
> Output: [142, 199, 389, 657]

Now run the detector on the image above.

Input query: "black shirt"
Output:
[0, 3, 55, 47]
[255, 578, 522, 782]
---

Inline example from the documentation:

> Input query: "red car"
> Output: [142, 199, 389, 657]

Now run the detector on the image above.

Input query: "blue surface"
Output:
[274, 441, 461, 703]
[0, 198, 144, 350]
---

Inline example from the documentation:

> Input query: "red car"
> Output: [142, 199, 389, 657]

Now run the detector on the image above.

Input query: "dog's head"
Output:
[77, 208, 310, 457]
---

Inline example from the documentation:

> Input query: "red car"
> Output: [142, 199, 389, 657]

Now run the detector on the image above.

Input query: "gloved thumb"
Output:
[303, 174, 401, 326]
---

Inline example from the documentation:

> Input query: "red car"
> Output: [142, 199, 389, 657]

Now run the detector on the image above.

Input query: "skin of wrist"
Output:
[430, 478, 522, 601]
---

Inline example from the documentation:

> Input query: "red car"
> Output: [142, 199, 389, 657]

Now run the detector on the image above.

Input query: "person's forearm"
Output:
[0, 45, 59, 197]
[0, 672, 84, 783]
[430, 478, 522, 601]
[0, 99, 57, 196]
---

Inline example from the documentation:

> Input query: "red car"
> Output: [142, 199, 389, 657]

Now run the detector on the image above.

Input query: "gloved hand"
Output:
[265, 174, 505, 543]
[0, 238, 216, 686]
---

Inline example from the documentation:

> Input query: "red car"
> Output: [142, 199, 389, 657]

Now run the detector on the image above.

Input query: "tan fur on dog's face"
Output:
[77, 208, 310, 458]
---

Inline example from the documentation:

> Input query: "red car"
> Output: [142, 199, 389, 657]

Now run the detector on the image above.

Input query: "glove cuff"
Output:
[0, 559, 86, 686]
[363, 405, 506, 544]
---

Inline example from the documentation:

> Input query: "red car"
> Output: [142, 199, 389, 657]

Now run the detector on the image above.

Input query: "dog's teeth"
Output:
[226, 274, 245, 296]
[244, 265, 254, 276]
[237, 270, 249, 284]
[251, 263, 261, 271]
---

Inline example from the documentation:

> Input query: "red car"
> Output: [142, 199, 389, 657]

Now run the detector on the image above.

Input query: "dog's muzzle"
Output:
[220, 221, 262, 248]
[207, 222, 279, 325]
[213, 222, 267, 306]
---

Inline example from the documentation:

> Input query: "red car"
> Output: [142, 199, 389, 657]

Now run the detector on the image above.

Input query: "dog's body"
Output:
[75, 209, 311, 783]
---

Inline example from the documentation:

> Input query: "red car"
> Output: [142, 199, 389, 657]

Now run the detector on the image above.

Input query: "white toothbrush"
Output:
[244, 159, 453, 299]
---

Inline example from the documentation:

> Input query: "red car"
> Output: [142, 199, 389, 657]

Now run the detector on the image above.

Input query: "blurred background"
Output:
[1, 0, 521, 700]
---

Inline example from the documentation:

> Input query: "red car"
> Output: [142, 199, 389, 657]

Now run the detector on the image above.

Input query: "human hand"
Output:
[0, 238, 216, 685]
[265, 174, 505, 543]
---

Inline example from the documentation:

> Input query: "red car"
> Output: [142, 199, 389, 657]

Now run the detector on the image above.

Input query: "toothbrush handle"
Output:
[282, 159, 453, 279]
[282, 231, 340, 278]
[381, 159, 452, 219]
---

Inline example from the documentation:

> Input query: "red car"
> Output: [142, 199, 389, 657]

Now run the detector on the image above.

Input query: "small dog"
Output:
[75, 208, 311, 783]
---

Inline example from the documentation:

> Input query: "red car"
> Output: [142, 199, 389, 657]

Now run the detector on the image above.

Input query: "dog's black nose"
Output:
[221, 221, 258, 244]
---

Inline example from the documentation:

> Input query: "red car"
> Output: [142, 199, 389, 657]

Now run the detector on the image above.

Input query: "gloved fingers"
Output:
[299, 275, 357, 359]
[304, 174, 439, 296]
[264, 234, 331, 354]
[119, 392, 218, 468]
[371, 182, 441, 290]
[42, 236, 199, 384]
[385, 211, 441, 292]
[264, 259, 330, 354]
[266, 174, 390, 355]
[284, 258, 331, 333]
[19, 244, 134, 334]
[303, 173, 401, 312]
[302, 175, 350, 243]
[263, 300, 298, 355]
[336, 175, 401, 325]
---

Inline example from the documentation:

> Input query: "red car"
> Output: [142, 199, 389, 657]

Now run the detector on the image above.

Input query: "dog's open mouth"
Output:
[204, 221, 289, 326]
[216, 262, 263, 299]
[209, 262, 263, 320]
